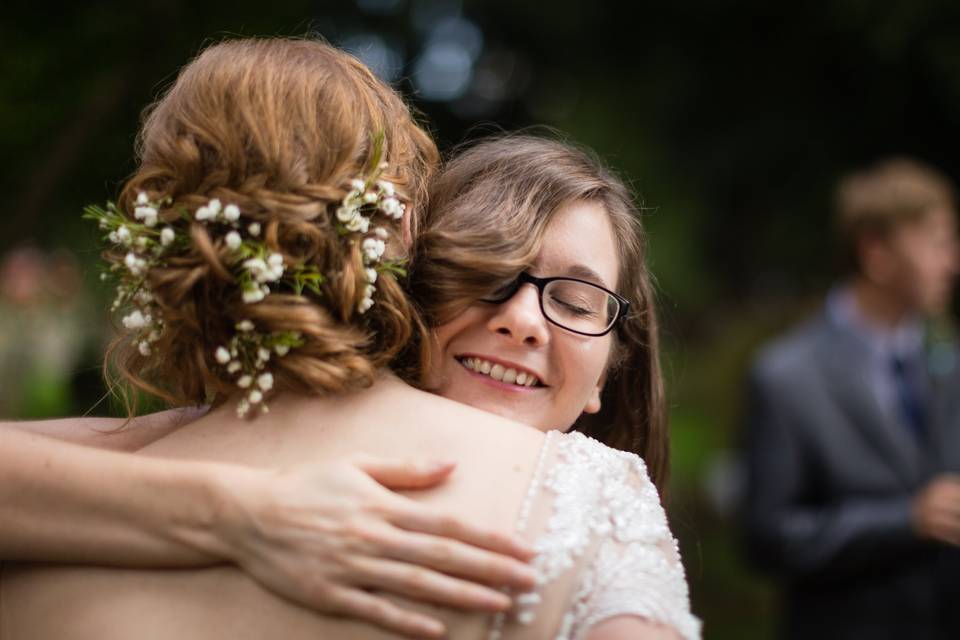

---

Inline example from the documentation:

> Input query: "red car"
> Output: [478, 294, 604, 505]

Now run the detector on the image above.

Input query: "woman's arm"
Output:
[3, 408, 206, 451]
[0, 427, 535, 637]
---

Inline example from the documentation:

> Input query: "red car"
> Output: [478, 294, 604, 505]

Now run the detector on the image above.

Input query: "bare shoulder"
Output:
[588, 616, 683, 640]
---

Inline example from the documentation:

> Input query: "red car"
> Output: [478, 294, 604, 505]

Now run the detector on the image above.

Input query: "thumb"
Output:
[353, 455, 456, 490]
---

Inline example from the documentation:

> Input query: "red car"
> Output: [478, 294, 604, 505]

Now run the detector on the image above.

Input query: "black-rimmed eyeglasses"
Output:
[479, 271, 630, 337]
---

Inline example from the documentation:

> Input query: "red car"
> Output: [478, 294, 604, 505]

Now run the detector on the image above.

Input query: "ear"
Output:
[858, 231, 894, 284]
[401, 205, 414, 250]
[583, 371, 606, 414]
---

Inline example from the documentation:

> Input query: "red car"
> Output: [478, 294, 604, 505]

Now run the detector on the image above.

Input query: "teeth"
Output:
[459, 357, 539, 387]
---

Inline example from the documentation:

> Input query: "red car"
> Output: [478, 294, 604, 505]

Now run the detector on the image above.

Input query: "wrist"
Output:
[160, 460, 261, 564]
[191, 462, 270, 567]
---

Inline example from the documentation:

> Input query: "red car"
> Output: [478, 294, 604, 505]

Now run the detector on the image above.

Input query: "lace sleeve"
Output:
[559, 437, 702, 640]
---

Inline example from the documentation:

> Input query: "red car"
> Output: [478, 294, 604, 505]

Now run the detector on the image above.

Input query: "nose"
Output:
[486, 283, 550, 347]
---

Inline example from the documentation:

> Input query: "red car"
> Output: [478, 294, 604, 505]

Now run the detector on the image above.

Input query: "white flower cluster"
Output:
[240, 253, 285, 304]
[213, 320, 300, 418]
[335, 176, 402, 313]
[100, 192, 175, 357]
[188, 197, 284, 306]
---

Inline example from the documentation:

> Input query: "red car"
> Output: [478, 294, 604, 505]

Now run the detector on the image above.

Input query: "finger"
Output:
[354, 455, 456, 490]
[348, 555, 512, 612]
[325, 587, 446, 639]
[388, 500, 536, 561]
[376, 526, 536, 591]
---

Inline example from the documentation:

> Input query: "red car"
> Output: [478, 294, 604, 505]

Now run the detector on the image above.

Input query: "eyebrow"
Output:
[562, 263, 610, 288]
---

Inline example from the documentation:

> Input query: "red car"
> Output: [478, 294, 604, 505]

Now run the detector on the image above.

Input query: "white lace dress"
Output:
[488, 430, 702, 640]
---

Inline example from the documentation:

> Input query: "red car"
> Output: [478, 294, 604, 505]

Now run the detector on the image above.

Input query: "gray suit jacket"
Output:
[743, 310, 960, 639]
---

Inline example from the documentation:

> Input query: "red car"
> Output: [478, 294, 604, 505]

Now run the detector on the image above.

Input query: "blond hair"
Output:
[836, 157, 955, 270]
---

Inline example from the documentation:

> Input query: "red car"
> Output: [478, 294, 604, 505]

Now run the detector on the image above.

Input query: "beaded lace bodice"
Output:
[490, 431, 701, 640]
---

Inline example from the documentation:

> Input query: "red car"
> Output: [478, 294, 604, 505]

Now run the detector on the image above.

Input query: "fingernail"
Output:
[514, 566, 537, 586]
[514, 539, 536, 557]
[486, 593, 511, 610]
[420, 619, 445, 637]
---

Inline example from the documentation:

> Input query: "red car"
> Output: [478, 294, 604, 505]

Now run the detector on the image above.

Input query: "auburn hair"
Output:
[406, 135, 670, 495]
[106, 38, 438, 408]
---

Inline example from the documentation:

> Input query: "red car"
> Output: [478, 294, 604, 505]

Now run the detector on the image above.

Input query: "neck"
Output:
[849, 275, 913, 330]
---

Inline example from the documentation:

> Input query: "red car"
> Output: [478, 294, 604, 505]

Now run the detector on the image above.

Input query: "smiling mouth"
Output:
[456, 356, 543, 388]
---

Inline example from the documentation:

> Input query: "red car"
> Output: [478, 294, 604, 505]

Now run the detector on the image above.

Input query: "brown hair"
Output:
[406, 134, 669, 494]
[106, 38, 438, 408]
[835, 157, 956, 272]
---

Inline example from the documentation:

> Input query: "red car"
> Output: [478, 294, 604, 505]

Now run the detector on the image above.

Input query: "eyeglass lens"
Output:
[542, 280, 619, 334]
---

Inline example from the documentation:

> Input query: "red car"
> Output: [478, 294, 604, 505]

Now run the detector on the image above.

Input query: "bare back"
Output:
[1, 375, 560, 639]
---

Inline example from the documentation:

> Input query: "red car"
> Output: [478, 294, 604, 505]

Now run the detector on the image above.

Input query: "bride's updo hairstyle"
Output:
[104, 38, 437, 410]
[408, 135, 669, 493]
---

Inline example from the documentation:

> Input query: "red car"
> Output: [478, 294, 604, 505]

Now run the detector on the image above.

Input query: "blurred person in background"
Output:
[742, 158, 960, 639]
[0, 246, 90, 416]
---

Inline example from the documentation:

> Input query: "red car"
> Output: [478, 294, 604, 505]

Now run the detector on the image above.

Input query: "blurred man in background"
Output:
[743, 158, 960, 639]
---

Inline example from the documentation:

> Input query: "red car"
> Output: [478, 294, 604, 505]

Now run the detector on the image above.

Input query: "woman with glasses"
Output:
[2, 40, 697, 640]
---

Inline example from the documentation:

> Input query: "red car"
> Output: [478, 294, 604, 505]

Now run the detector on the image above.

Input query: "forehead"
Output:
[535, 199, 620, 289]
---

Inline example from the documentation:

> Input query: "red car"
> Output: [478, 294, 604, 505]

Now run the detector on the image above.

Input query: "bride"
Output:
[1, 38, 699, 639]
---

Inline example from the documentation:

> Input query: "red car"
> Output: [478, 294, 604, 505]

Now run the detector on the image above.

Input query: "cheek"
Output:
[560, 337, 611, 394]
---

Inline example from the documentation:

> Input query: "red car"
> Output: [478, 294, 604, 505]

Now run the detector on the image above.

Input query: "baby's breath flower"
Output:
[208, 199, 222, 216]
[345, 214, 369, 233]
[116, 226, 132, 245]
[136, 192, 150, 205]
[225, 231, 242, 250]
[237, 375, 253, 389]
[362, 238, 386, 263]
[134, 206, 158, 227]
[236, 398, 251, 418]
[160, 227, 175, 246]
[195, 206, 212, 221]
[215, 346, 231, 364]
[256, 373, 274, 391]
[242, 286, 266, 304]
[122, 310, 148, 330]
[350, 179, 366, 191]
[138, 341, 152, 357]
[365, 267, 378, 284]
[124, 252, 147, 276]
[249, 390, 263, 404]
[377, 180, 395, 197]
[257, 347, 271, 363]
[237, 319, 255, 332]
[381, 197, 404, 219]
[274, 344, 290, 356]
[247, 222, 261, 237]
[227, 361, 242, 374]
[373, 227, 389, 239]
[223, 204, 241, 222]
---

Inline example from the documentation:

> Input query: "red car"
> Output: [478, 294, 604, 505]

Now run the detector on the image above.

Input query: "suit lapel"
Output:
[814, 317, 922, 487]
